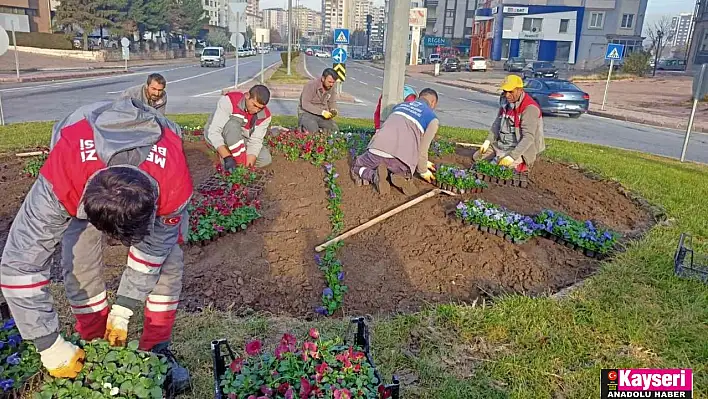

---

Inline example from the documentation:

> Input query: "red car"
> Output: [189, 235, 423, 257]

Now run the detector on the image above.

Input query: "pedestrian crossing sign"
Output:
[605, 43, 625, 61]
[334, 28, 350, 45]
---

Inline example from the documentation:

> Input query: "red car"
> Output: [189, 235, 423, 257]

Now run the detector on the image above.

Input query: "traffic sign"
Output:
[0, 27, 8, 56]
[333, 63, 346, 82]
[605, 43, 624, 61]
[120, 37, 130, 48]
[332, 48, 347, 63]
[121, 46, 129, 60]
[230, 32, 245, 48]
[334, 29, 350, 45]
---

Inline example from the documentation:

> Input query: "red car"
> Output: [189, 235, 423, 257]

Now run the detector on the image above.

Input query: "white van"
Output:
[200, 47, 226, 67]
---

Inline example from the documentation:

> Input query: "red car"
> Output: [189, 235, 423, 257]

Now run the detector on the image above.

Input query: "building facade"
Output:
[472, 0, 648, 69]
[263, 7, 288, 38]
[670, 13, 693, 48]
[0, 0, 52, 32]
[293, 6, 323, 37]
[688, 0, 708, 69]
[370, 5, 385, 51]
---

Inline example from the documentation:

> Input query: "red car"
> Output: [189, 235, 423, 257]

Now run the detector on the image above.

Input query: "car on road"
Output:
[468, 56, 488, 72]
[656, 58, 687, 71]
[522, 61, 559, 79]
[315, 50, 330, 58]
[442, 57, 460, 72]
[429, 53, 442, 64]
[523, 78, 589, 118]
[305, 48, 314, 56]
[201, 46, 226, 67]
[503, 57, 526, 72]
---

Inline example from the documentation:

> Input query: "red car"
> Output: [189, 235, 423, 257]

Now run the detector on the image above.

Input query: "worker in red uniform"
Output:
[0, 98, 193, 391]
[373, 85, 417, 132]
[473, 75, 545, 171]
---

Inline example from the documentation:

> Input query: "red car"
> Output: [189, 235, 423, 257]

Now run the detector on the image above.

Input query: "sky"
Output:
[258, 0, 695, 21]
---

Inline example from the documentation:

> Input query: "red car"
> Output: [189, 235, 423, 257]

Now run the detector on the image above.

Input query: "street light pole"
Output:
[287, 0, 292, 75]
[652, 30, 663, 77]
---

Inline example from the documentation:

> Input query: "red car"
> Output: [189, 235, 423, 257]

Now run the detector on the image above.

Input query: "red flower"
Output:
[316, 146, 324, 153]
[277, 383, 290, 394]
[260, 385, 273, 396]
[315, 361, 328, 375]
[308, 328, 320, 340]
[281, 333, 297, 347]
[229, 358, 243, 373]
[245, 340, 262, 356]
[378, 385, 392, 399]
[275, 343, 290, 359]
[353, 364, 361, 373]
[303, 341, 319, 360]
[284, 387, 294, 399]
[228, 393, 237, 399]
[333, 388, 352, 399]
[299, 378, 311, 399]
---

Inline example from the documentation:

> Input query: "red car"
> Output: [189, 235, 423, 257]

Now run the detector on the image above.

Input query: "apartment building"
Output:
[688, 0, 708, 69]
[323, 0, 373, 35]
[0, 0, 52, 32]
[293, 6, 323, 37]
[353, 0, 371, 31]
[470, 0, 648, 69]
[263, 7, 288, 38]
[370, 5, 385, 50]
[670, 12, 693, 47]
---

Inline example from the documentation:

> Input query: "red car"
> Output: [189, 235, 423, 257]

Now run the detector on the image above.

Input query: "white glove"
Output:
[40, 335, 85, 378]
[480, 140, 491, 153]
[105, 304, 133, 347]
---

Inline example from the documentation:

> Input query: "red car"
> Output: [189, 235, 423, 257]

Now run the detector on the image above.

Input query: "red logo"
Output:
[608, 371, 618, 381]
[163, 216, 182, 226]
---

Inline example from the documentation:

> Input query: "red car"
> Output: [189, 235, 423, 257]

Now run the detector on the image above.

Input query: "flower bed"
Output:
[267, 129, 348, 167]
[454, 200, 543, 244]
[22, 153, 48, 178]
[180, 125, 204, 143]
[0, 312, 41, 397]
[35, 339, 170, 399]
[434, 164, 488, 194]
[473, 160, 529, 188]
[534, 210, 619, 258]
[212, 318, 399, 399]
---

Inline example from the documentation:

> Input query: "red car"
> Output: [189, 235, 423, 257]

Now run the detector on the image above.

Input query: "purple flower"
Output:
[2, 319, 15, 331]
[0, 341, 5, 350]
[314, 254, 322, 265]
[315, 306, 328, 315]
[329, 191, 337, 199]
[333, 173, 339, 179]
[0, 379, 13, 392]
[324, 163, 333, 173]
[456, 202, 467, 210]
[6, 353, 20, 366]
[7, 335, 20, 348]
[323, 288, 334, 298]
[337, 271, 345, 281]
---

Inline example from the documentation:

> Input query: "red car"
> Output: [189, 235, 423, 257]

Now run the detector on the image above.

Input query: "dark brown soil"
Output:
[0, 143, 654, 318]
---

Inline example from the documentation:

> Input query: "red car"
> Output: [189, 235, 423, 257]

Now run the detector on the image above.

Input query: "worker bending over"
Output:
[204, 85, 272, 169]
[374, 85, 417, 132]
[473, 75, 545, 171]
[351, 88, 439, 195]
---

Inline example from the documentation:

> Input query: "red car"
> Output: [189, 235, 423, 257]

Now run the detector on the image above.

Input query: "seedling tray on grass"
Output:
[674, 233, 708, 283]
[474, 172, 529, 188]
[210, 317, 401, 399]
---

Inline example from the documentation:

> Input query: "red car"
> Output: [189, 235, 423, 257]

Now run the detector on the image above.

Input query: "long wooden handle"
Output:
[315, 189, 443, 252]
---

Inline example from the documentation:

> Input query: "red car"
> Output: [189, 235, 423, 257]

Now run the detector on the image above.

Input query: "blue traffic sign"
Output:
[605, 43, 625, 61]
[332, 48, 347, 63]
[334, 29, 350, 45]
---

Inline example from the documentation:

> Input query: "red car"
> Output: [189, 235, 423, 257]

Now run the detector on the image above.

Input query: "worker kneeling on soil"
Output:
[0, 98, 193, 390]
[351, 88, 440, 195]
[298, 68, 339, 133]
[205, 84, 273, 169]
[120, 73, 168, 115]
[473, 75, 545, 171]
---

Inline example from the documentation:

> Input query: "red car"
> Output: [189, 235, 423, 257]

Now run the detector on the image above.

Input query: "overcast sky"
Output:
[259, 0, 695, 22]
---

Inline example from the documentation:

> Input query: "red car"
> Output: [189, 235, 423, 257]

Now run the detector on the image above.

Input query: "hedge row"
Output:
[280, 50, 300, 65]
[10, 32, 74, 50]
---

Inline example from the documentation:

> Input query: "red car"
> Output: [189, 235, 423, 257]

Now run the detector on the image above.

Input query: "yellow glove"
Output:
[498, 156, 514, 167]
[322, 110, 333, 119]
[426, 161, 436, 172]
[105, 304, 133, 347]
[329, 109, 338, 118]
[40, 335, 86, 379]
[419, 170, 436, 184]
[480, 140, 491, 153]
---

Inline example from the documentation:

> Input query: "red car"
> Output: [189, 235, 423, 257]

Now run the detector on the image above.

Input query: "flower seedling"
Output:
[268, 129, 348, 167]
[434, 164, 488, 193]
[0, 318, 41, 395]
[214, 164, 259, 188]
[473, 160, 515, 181]
[428, 139, 457, 158]
[22, 153, 48, 178]
[455, 200, 543, 243]
[534, 210, 619, 255]
[220, 329, 385, 399]
[35, 339, 168, 399]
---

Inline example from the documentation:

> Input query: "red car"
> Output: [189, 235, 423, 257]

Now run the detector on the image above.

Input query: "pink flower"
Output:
[281, 333, 297, 347]
[260, 385, 273, 395]
[275, 343, 290, 359]
[299, 378, 311, 399]
[308, 328, 320, 340]
[333, 388, 352, 399]
[303, 341, 319, 360]
[228, 393, 237, 399]
[229, 358, 243, 373]
[245, 340, 262, 356]
[277, 383, 290, 394]
[284, 387, 294, 399]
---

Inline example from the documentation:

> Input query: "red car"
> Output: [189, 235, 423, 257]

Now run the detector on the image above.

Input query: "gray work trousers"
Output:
[222, 123, 272, 167]
[298, 112, 339, 134]
[351, 150, 410, 183]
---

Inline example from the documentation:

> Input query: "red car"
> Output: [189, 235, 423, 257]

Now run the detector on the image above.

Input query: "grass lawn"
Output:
[268, 57, 309, 84]
[1, 115, 707, 398]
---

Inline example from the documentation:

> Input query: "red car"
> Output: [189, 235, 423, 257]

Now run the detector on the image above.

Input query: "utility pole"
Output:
[381, 0, 409, 119]
[652, 30, 663, 77]
[287, 0, 292, 75]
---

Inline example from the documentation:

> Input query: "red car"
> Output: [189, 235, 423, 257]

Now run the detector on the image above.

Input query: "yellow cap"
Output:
[500, 75, 524, 92]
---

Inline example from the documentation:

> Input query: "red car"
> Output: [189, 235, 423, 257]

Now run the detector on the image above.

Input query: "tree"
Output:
[270, 28, 282, 44]
[56, 0, 124, 50]
[646, 16, 674, 60]
[621, 50, 651, 76]
[208, 29, 230, 47]
[174, 0, 207, 37]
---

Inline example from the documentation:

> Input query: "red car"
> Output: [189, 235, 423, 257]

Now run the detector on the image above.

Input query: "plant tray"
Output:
[436, 182, 485, 194]
[674, 233, 708, 284]
[474, 172, 529, 188]
[539, 231, 606, 259]
[196, 169, 270, 201]
[189, 219, 260, 248]
[461, 221, 531, 245]
[210, 317, 400, 399]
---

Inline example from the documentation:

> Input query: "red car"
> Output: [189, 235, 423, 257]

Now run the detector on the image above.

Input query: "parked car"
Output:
[656, 58, 687, 71]
[523, 78, 589, 118]
[522, 61, 559, 79]
[315, 50, 330, 58]
[468, 56, 488, 72]
[201, 46, 226, 67]
[305, 48, 314, 56]
[428, 53, 441, 64]
[441, 57, 460, 72]
[503, 57, 526, 72]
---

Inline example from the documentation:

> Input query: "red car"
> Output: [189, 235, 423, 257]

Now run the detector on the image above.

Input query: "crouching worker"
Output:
[205, 85, 273, 170]
[0, 98, 193, 391]
[473, 75, 545, 171]
[351, 88, 439, 195]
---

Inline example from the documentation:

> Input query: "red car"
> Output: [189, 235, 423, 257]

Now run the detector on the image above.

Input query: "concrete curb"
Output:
[0, 69, 132, 83]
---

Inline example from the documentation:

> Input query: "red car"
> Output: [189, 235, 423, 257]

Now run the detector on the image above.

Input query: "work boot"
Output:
[373, 165, 390, 195]
[390, 174, 417, 196]
[350, 169, 364, 186]
[152, 343, 191, 395]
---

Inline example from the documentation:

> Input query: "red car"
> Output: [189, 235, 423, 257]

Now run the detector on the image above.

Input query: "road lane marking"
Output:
[458, 97, 479, 103]
[375, 86, 382, 90]
[303, 56, 314, 78]
[169, 61, 254, 84]
[191, 61, 278, 97]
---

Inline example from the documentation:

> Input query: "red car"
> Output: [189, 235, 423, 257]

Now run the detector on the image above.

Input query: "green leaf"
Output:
[104, 350, 119, 363]
[150, 386, 163, 399]
[127, 341, 140, 351]
[120, 380, 133, 394]
[134, 384, 150, 399]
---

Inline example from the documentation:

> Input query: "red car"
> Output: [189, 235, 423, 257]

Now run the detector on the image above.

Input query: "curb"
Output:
[0, 69, 132, 83]
[586, 110, 708, 133]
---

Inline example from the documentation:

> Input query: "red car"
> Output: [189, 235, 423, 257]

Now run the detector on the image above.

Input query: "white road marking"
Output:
[375, 86, 382, 90]
[458, 97, 479, 103]
[170, 61, 253, 84]
[359, 81, 369, 85]
[303, 56, 314, 79]
[192, 61, 278, 97]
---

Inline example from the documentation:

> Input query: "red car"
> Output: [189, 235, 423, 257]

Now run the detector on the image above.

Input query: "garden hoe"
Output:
[315, 188, 457, 252]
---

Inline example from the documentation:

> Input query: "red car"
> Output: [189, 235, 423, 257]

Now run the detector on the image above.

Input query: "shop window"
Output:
[503, 17, 513, 31]
[559, 19, 569, 33]
[556, 42, 571, 61]
[522, 18, 542, 32]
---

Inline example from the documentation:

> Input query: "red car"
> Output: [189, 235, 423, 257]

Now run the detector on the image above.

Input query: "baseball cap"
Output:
[403, 85, 417, 100]
[500, 75, 524, 92]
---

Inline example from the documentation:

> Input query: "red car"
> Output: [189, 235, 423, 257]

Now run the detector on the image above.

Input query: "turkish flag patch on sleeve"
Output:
[163, 216, 182, 226]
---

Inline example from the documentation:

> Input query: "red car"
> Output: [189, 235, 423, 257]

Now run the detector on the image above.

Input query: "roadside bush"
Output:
[280, 50, 299, 65]
[621, 51, 652, 77]
[10, 32, 73, 50]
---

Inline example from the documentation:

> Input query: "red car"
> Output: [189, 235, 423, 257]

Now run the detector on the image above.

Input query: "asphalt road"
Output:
[0, 53, 706, 164]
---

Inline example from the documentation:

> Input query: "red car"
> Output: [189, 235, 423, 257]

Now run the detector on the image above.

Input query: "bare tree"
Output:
[646, 16, 674, 59]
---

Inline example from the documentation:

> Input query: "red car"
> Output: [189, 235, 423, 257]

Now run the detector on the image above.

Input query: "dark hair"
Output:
[419, 88, 438, 101]
[83, 167, 156, 246]
[322, 68, 337, 80]
[147, 73, 166, 86]
[249, 84, 271, 104]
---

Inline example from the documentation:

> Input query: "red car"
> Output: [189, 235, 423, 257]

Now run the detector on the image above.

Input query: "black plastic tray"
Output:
[211, 317, 400, 399]
[674, 233, 708, 283]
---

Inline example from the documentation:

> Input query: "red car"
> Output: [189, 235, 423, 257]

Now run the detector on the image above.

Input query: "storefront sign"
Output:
[503, 6, 528, 14]
[409, 8, 427, 27]
[423, 36, 450, 47]
[519, 31, 543, 40]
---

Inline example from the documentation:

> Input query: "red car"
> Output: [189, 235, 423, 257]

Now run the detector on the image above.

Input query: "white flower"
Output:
[110, 387, 120, 396]
[103, 383, 112, 389]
